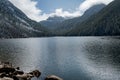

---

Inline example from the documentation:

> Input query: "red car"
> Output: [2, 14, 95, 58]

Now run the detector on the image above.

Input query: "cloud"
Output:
[9, 0, 114, 22]
[45, 8, 81, 18]
[79, 0, 114, 13]
[9, 0, 42, 21]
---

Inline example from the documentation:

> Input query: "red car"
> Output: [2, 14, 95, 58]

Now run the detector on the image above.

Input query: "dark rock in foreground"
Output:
[0, 62, 63, 80]
[0, 62, 41, 80]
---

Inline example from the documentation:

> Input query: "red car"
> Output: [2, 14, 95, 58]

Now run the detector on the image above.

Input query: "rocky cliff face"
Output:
[0, 0, 46, 38]
[67, 0, 120, 36]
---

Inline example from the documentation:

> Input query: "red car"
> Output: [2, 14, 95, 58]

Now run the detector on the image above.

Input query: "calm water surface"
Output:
[0, 37, 120, 80]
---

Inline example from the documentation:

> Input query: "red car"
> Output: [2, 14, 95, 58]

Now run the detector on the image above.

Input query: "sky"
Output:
[9, 0, 114, 22]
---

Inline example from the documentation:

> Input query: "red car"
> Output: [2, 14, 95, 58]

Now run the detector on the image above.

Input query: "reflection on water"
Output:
[0, 37, 120, 80]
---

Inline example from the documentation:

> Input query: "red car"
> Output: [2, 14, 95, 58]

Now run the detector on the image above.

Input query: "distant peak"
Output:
[47, 16, 65, 21]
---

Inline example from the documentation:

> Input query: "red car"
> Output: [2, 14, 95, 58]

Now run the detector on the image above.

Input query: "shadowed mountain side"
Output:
[67, 0, 120, 36]
[48, 4, 106, 35]
[0, 0, 48, 38]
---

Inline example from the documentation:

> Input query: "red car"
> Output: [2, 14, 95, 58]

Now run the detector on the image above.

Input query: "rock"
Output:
[45, 75, 63, 80]
[0, 62, 15, 74]
[0, 77, 13, 80]
[16, 67, 20, 70]
[14, 70, 24, 75]
[16, 73, 34, 80]
[30, 70, 41, 78]
[0, 62, 63, 80]
[0, 62, 41, 80]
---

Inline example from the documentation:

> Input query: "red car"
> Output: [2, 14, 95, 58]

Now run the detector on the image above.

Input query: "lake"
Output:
[0, 37, 120, 80]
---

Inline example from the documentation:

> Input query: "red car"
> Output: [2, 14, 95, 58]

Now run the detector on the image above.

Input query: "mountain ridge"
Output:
[67, 0, 120, 36]
[51, 4, 106, 35]
[0, 0, 47, 38]
[0, 0, 119, 38]
[40, 16, 66, 30]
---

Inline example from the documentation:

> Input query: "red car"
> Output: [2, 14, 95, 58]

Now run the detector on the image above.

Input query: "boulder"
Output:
[45, 75, 63, 80]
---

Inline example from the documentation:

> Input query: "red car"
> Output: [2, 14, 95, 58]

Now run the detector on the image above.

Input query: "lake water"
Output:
[0, 37, 120, 80]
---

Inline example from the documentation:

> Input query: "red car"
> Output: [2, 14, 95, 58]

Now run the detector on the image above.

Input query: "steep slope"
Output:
[53, 4, 106, 35]
[0, 0, 46, 38]
[68, 0, 120, 36]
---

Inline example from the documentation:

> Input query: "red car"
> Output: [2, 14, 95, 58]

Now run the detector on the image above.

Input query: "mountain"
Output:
[52, 4, 106, 35]
[40, 16, 66, 30]
[0, 0, 118, 38]
[0, 0, 46, 38]
[67, 0, 120, 36]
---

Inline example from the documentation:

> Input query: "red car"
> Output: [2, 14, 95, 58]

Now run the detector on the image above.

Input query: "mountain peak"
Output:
[47, 16, 66, 21]
[84, 3, 106, 17]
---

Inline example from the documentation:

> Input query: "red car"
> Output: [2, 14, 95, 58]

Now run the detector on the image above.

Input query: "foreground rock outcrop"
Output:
[0, 62, 63, 80]
[0, 62, 41, 80]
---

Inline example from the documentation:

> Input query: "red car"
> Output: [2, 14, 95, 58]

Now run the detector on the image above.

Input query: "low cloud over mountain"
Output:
[9, 0, 113, 21]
